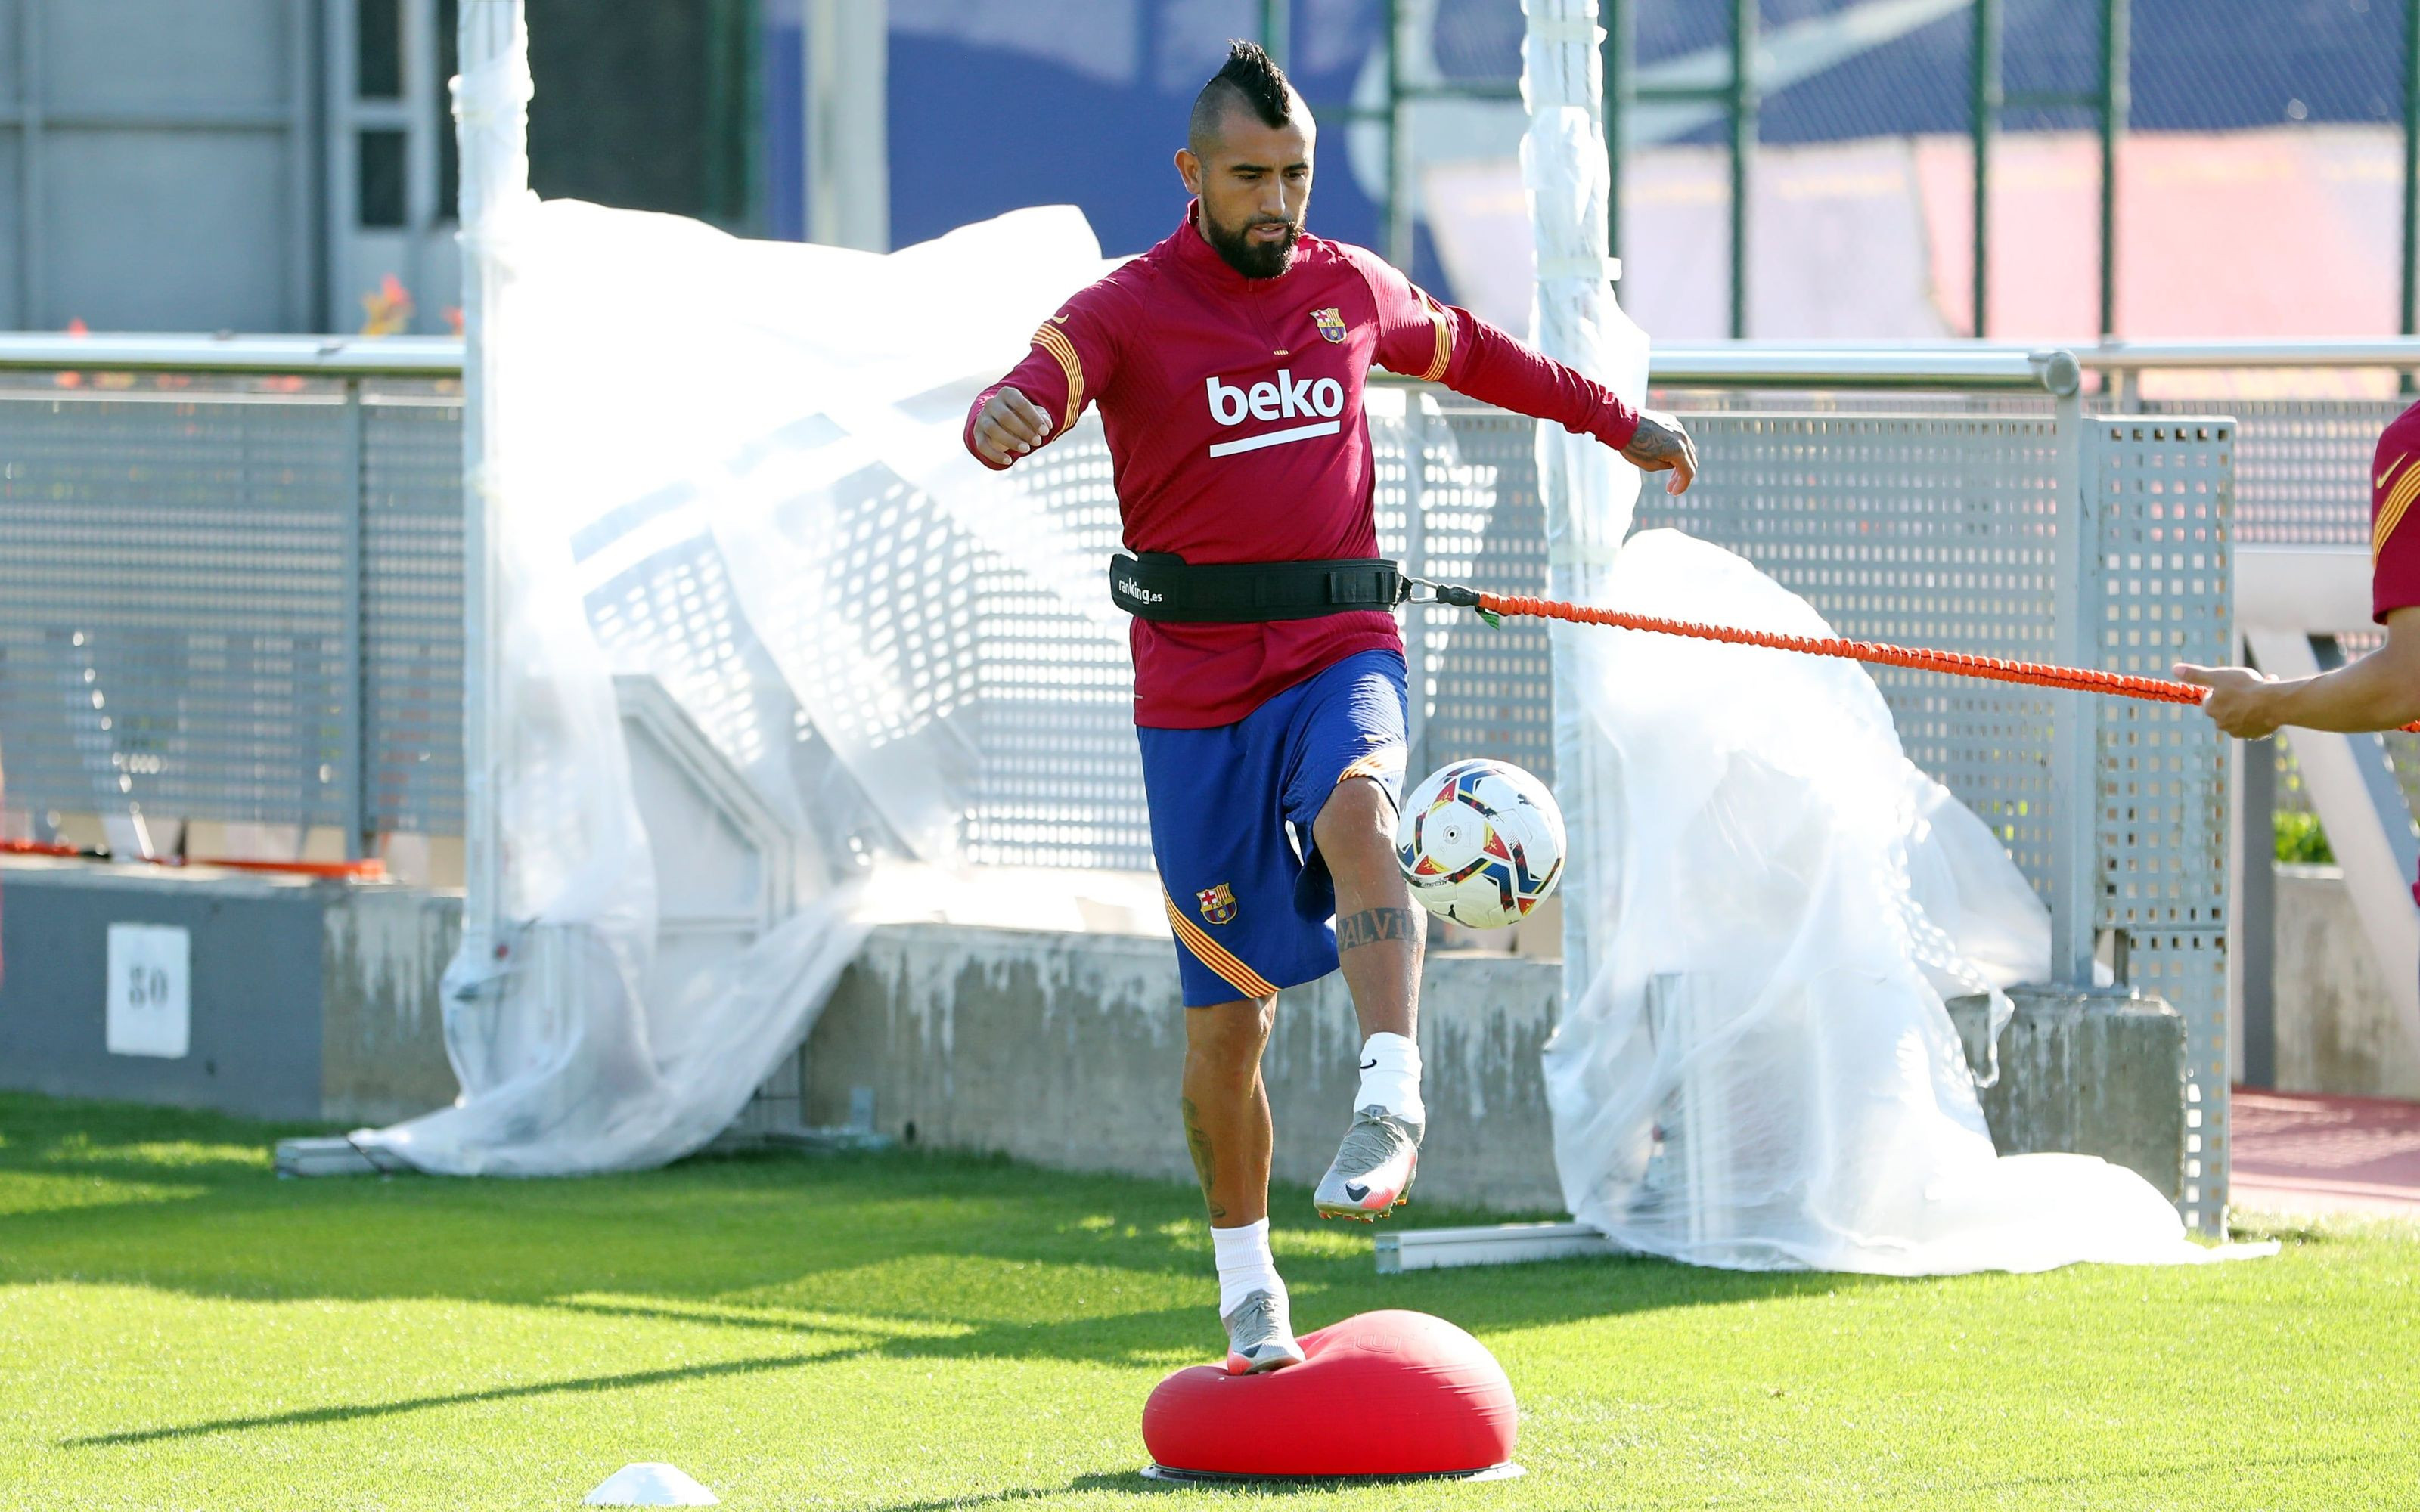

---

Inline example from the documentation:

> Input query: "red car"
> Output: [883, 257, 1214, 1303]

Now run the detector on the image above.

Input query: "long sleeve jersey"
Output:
[966, 203, 1641, 728]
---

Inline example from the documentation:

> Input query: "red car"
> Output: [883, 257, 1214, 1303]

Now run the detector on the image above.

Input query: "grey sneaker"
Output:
[1221, 1288, 1306, 1374]
[1314, 1105, 1423, 1221]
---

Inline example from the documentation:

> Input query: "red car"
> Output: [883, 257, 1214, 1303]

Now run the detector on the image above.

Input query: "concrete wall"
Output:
[2273, 864, 2420, 1100]
[0, 858, 461, 1124]
[802, 925, 1565, 1214]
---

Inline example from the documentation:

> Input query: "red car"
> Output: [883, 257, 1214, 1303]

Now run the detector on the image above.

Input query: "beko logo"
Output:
[1203, 369, 1346, 457]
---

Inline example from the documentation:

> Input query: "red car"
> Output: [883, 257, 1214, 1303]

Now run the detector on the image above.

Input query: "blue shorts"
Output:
[1138, 649, 1410, 1007]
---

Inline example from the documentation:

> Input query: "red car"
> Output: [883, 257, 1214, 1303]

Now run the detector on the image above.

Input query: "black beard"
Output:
[1202, 211, 1302, 279]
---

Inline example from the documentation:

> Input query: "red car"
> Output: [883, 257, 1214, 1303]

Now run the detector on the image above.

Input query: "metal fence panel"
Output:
[361, 387, 465, 835]
[2089, 414, 2235, 1228]
[0, 380, 356, 832]
[1636, 412, 2067, 894]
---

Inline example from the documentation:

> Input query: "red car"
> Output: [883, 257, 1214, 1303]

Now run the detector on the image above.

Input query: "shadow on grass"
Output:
[61, 1350, 855, 1447]
[7, 1086, 1889, 1450]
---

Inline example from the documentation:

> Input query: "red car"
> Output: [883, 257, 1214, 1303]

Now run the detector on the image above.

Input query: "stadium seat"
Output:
[1141, 1309, 1517, 1478]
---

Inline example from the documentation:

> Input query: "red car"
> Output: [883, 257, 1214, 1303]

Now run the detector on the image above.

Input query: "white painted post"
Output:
[453, 0, 527, 1018]
[1521, 0, 1646, 1011]
[805, 0, 889, 253]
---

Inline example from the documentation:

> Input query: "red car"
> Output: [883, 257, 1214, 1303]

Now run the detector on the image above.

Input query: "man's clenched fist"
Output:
[972, 386, 1054, 466]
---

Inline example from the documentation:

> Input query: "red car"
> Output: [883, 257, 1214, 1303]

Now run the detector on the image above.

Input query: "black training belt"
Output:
[1109, 552, 1408, 623]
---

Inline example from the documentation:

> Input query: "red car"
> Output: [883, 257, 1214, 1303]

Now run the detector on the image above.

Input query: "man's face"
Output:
[1178, 107, 1314, 280]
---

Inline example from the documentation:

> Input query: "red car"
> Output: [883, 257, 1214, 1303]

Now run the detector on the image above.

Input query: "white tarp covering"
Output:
[1518, 0, 2254, 1272]
[360, 8, 1120, 1173]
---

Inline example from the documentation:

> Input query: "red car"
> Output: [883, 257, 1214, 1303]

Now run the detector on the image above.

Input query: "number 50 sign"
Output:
[106, 923, 191, 1059]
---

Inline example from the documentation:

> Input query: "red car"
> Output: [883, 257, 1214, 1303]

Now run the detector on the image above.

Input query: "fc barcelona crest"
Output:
[1312, 307, 1348, 344]
[1197, 882, 1239, 926]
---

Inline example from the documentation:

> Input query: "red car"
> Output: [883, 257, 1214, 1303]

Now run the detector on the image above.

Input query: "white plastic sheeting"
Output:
[1519, 1, 2250, 1272]
[361, 6, 1119, 1173]
[1538, 532, 2257, 1272]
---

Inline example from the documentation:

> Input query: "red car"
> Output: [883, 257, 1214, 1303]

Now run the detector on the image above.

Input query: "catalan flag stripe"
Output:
[1032, 324, 1084, 433]
[2377, 460, 2420, 560]
[1336, 745, 1404, 787]
[1419, 296, 1454, 383]
[1162, 891, 1279, 1000]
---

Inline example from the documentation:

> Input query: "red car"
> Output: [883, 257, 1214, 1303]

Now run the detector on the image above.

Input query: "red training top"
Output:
[2372, 399, 2420, 626]
[966, 204, 1640, 729]
[2369, 400, 2420, 905]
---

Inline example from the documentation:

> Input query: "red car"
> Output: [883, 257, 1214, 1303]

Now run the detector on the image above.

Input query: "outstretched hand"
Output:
[1622, 409, 1698, 494]
[2173, 663, 2279, 739]
[972, 386, 1053, 466]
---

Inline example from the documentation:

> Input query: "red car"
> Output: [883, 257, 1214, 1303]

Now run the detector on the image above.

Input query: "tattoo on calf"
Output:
[1337, 906, 1420, 952]
[1181, 1095, 1224, 1220]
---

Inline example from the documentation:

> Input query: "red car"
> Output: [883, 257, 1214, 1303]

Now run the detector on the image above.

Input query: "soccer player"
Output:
[965, 41, 1697, 1374]
[2177, 397, 2420, 876]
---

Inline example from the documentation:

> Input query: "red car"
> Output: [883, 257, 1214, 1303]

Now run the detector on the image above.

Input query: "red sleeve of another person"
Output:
[2373, 401, 2420, 623]
[1346, 244, 1640, 452]
[964, 276, 1131, 472]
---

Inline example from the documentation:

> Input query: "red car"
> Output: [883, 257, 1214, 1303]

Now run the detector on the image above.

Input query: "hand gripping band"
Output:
[1110, 552, 1407, 623]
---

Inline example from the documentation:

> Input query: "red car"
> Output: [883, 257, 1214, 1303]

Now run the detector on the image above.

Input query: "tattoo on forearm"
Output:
[1337, 907, 1420, 952]
[1627, 420, 1681, 462]
[1181, 1096, 1224, 1219]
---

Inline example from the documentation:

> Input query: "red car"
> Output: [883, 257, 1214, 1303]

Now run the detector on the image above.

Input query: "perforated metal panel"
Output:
[2088, 416, 2235, 1229]
[2147, 398, 2396, 547]
[363, 386, 467, 834]
[0, 375, 464, 842]
[1637, 413, 2067, 893]
[1392, 402, 1556, 784]
[0, 378, 356, 831]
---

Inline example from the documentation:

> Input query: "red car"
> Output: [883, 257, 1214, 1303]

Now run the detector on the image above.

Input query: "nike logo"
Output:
[1345, 1182, 1370, 1202]
[1047, 313, 1069, 324]
[2382, 455, 2409, 490]
[1360, 1058, 1377, 1070]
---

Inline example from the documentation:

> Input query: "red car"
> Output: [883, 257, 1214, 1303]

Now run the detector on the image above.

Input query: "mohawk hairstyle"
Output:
[1188, 39, 1297, 151]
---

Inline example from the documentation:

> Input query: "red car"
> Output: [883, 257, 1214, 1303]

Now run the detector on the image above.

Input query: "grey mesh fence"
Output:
[0, 373, 463, 847]
[0, 364, 2246, 1222]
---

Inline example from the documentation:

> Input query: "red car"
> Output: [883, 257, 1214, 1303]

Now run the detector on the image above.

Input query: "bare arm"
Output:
[2174, 606, 2420, 739]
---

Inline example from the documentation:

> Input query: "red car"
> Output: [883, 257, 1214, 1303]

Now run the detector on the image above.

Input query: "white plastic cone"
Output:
[584, 1463, 718, 1506]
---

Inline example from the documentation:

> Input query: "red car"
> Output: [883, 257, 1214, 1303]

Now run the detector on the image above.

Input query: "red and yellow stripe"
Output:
[1416, 293, 1454, 383]
[1031, 321, 1085, 433]
[1336, 744, 1404, 788]
[2377, 452, 2420, 562]
[1162, 890, 1279, 1001]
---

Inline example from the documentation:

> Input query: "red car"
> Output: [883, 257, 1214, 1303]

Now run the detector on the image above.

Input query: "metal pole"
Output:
[456, 0, 526, 959]
[2403, 0, 2418, 340]
[805, 0, 889, 251]
[1386, 0, 1415, 271]
[2048, 365, 2097, 986]
[2098, 0, 2129, 339]
[1729, 0, 1755, 339]
[338, 380, 369, 860]
[1603, 0, 1631, 279]
[2238, 708, 2277, 1089]
[1261, 0, 1288, 68]
[1970, 0, 2000, 339]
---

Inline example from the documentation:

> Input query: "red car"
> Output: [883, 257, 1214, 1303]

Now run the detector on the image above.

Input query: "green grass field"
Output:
[2, 1092, 2415, 1510]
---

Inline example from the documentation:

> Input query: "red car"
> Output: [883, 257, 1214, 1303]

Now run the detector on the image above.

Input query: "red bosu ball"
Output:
[1141, 1309, 1518, 1479]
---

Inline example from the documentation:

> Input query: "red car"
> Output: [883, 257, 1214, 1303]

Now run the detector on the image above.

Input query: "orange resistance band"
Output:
[0, 838, 386, 879]
[1471, 590, 2420, 735]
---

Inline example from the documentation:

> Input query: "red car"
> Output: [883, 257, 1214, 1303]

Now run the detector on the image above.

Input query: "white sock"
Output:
[1356, 1031, 1425, 1123]
[1211, 1219, 1285, 1318]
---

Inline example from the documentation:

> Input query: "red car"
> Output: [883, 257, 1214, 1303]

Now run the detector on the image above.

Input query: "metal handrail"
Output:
[0, 333, 461, 376]
[3, 332, 2416, 386]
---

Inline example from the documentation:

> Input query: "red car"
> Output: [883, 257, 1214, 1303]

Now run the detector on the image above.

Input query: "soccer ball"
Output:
[1394, 759, 1565, 930]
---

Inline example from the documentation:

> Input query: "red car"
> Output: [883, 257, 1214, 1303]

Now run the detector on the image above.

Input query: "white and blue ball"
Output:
[1393, 759, 1565, 930]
